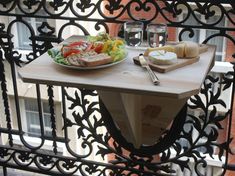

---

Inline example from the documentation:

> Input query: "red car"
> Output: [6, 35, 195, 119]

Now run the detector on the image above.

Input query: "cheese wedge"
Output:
[148, 50, 177, 65]
[144, 45, 175, 56]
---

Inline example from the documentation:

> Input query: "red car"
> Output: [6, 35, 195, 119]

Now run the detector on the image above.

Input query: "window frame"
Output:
[21, 98, 52, 137]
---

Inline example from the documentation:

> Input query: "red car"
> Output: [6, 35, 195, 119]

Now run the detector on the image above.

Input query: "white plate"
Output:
[53, 57, 127, 70]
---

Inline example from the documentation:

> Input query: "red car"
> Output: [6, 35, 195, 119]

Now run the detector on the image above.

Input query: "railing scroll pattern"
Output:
[0, 0, 234, 175]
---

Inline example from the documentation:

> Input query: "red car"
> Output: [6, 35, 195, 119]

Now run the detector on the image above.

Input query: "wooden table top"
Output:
[18, 36, 216, 99]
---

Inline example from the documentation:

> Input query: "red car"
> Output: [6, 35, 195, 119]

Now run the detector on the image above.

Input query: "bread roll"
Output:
[169, 41, 199, 58]
[183, 41, 199, 58]
[174, 43, 185, 58]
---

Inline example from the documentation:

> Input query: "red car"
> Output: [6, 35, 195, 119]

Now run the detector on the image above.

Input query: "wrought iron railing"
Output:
[0, 0, 235, 175]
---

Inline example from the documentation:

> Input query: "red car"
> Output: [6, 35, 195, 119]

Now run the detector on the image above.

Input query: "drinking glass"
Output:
[147, 23, 167, 47]
[124, 21, 144, 47]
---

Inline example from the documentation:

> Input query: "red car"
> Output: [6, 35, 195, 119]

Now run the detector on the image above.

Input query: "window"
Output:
[24, 98, 52, 137]
[16, 9, 48, 50]
[180, 13, 226, 61]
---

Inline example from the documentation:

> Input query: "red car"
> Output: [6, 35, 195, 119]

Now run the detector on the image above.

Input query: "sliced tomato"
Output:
[68, 41, 85, 47]
[63, 49, 81, 58]
[62, 41, 91, 57]
[62, 45, 82, 57]
[92, 43, 104, 53]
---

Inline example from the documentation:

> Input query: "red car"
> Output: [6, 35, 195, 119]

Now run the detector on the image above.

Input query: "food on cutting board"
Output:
[175, 41, 199, 58]
[144, 41, 207, 59]
[148, 50, 177, 65]
[48, 33, 127, 67]
[144, 45, 175, 56]
[174, 43, 185, 58]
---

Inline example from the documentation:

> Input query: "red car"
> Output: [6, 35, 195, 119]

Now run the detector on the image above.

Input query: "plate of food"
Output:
[48, 33, 127, 70]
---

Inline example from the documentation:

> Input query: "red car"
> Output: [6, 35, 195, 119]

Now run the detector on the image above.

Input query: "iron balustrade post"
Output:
[3, 166, 7, 176]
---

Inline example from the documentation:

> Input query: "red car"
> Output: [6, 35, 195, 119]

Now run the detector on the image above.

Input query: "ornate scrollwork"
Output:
[157, 73, 234, 174]
[49, 0, 67, 11]
[76, 0, 94, 13]
[0, 0, 12, 8]
[22, 0, 40, 10]
[0, 0, 232, 26]
[0, 147, 10, 160]
[105, 0, 123, 15]
[0, 0, 234, 175]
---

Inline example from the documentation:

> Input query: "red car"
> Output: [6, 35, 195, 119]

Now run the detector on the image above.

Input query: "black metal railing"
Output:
[0, 0, 235, 175]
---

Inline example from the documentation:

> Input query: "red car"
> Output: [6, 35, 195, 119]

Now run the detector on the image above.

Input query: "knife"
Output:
[139, 54, 160, 85]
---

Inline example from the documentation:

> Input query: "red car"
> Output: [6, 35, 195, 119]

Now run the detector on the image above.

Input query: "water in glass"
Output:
[124, 22, 143, 47]
[147, 24, 167, 47]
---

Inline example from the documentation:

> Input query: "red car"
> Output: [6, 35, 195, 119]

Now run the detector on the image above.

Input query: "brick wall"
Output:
[107, 1, 177, 41]
[225, 14, 235, 62]
[226, 105, 235, 176]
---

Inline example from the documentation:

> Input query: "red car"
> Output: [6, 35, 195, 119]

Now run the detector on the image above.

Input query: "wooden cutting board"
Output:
[133, 56, 200, 73]
[133, 43, 209, 73]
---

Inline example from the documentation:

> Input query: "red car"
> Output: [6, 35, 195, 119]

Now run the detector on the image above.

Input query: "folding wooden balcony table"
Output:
[18, 36, 216, 148]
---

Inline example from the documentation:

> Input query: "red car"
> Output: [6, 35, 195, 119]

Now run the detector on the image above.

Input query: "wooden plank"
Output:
[133, 56, 200, 73]
[98, 91, 137, 145]
[121, 93, 142, 147]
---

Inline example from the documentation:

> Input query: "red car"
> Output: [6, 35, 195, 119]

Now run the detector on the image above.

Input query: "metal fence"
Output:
[0, 0, 235, 175]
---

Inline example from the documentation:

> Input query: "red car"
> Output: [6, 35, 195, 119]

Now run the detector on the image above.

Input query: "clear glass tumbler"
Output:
[124, 21, 144, 47]
[147, 23, 167, 47]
